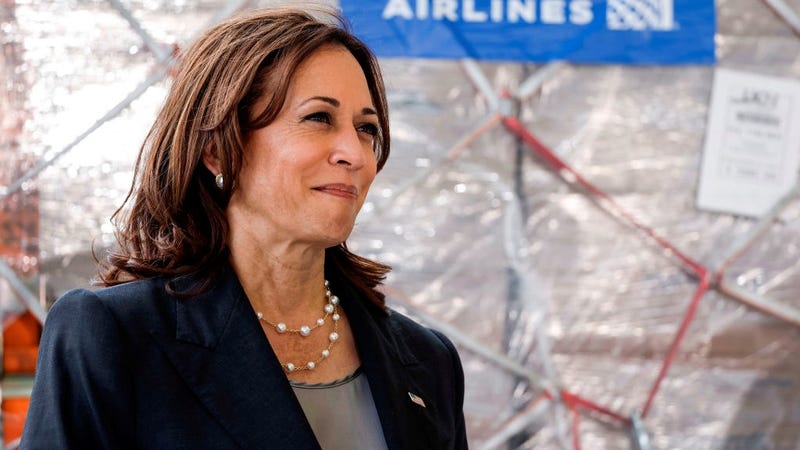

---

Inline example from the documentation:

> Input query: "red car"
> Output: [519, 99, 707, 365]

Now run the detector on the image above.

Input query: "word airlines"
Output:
[382, 0, 593, 25]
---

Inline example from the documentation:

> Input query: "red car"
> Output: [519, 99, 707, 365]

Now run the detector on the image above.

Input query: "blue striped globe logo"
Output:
[607, 0, 676, 31]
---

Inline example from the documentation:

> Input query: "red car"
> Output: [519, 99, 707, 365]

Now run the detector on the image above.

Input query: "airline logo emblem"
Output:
[607, 0, 676, 31]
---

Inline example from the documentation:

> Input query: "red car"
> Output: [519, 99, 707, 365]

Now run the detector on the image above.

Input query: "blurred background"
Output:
[1, 0, 799, 448]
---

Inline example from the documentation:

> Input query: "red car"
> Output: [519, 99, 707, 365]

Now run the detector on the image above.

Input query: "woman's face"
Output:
[227, 44, 380, 249]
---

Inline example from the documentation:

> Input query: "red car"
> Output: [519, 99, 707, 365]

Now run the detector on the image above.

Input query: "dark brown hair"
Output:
[99, 6, 391, 309]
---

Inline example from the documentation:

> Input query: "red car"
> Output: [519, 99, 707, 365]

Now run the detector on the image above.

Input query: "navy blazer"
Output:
[20, 268, 468, 449]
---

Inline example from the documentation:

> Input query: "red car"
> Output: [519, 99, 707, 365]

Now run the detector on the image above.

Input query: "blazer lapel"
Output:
[150, 270, 320, 450]
[333, 278, 443, 450]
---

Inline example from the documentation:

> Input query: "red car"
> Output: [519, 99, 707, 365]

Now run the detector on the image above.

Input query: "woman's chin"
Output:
[313, 230, 354, 249]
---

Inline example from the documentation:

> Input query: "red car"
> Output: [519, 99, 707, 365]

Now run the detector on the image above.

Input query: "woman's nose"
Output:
[329, 127, 368, 169]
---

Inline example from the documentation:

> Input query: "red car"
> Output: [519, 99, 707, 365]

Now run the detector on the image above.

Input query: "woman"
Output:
[20, 6, 467, 450]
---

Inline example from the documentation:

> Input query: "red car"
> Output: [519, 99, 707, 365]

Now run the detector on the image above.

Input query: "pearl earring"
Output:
[215, 173, 224, 189]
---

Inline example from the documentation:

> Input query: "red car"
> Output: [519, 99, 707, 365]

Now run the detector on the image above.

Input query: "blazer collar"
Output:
[150, 269, 320, 450]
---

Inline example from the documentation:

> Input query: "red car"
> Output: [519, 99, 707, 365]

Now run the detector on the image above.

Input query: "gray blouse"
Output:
[290, 368, 389, 450]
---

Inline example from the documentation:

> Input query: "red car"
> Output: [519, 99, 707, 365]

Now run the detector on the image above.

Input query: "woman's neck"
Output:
[227, 226, 329, 318]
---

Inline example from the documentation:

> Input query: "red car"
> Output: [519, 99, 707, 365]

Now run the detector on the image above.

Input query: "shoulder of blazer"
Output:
[384, 308, 460, 367]
[53, 278, 173, 334]
[67, 272, 248, 351]
[23, 285, 148, 449]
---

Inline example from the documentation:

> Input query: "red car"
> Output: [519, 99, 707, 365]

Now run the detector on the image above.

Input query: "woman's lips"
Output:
[312, 183, 358, 199]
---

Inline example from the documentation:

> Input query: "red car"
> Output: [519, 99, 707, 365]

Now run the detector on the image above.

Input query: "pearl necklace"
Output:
[256, 280, 341, 372]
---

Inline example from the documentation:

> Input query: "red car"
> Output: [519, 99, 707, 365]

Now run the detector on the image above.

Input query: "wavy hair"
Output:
[99, 6, 391, 309]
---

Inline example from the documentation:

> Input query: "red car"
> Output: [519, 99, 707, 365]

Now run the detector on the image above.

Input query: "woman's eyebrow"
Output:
[300, 96, 377, 116]
[302, 95, 340, 107]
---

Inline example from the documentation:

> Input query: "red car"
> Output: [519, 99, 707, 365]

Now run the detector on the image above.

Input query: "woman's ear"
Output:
[202, 142, 221, 175]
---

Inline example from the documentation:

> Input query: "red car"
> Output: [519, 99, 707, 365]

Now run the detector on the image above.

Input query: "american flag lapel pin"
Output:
[408, 392, 426, 408]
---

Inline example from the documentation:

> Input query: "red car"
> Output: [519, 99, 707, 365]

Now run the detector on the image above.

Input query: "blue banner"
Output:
[340, 0, 716, 65]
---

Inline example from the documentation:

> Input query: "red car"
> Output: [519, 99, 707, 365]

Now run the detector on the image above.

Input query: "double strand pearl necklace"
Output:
[256, 280, 341, 372]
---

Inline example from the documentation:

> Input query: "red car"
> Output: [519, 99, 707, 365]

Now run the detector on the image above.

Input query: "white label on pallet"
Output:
[697, 68, 800, 217]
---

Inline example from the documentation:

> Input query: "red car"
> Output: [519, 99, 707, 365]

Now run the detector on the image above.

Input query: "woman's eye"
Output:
[357, 123, 379, 136]
[304, 112, 332, 124]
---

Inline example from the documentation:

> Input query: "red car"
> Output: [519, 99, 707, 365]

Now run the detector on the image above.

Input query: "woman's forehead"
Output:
[284, 45, 374, 108]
